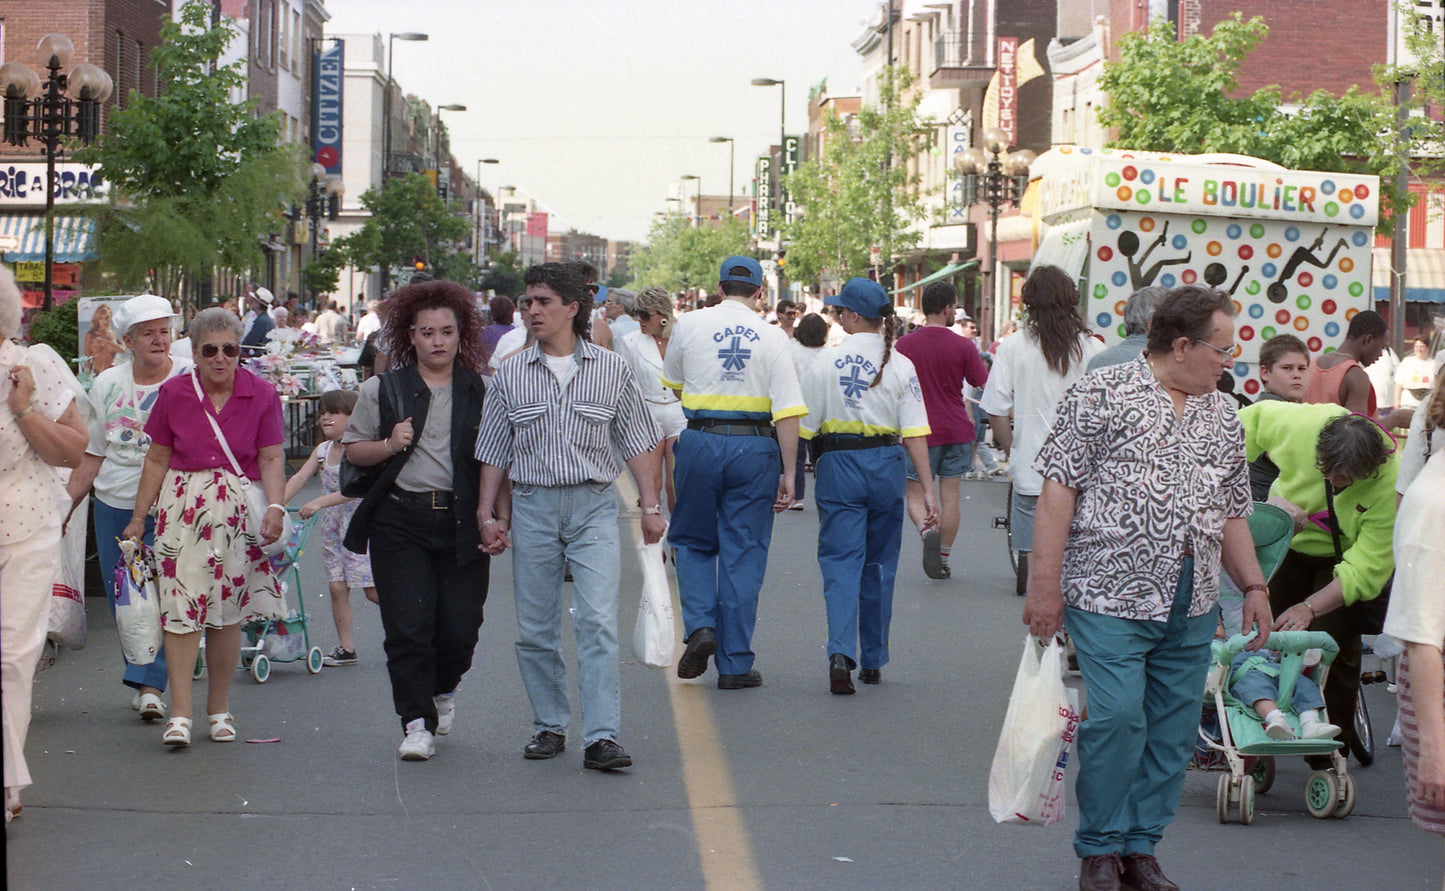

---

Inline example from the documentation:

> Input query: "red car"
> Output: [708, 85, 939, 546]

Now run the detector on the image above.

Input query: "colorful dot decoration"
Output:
[1085, 209, 1374, 375]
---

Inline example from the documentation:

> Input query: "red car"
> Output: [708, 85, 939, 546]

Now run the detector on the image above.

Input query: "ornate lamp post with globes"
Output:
[955, 126, 1035, 333]
[0, 33, 113, 310]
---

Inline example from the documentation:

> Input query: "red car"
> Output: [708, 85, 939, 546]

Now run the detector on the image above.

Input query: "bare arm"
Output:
[14, 398, 88, 469]
[988, 412, 1013, 455]
[257, 443, 287, 544]
[625, 448, 667, 545]
[346, 416, 414, 467]
[67, 452, 104, 509]
[773, 415, 799, 510]
[902, 435, 939, 529]
[1023, 478, 1076, 640]
[1409, 642, 1445, 806]
[283, 445, 323, 503]
[1273, 576, 1346, 631]
[1340, 366, 1373, 416]
[122, 443, 173, 540]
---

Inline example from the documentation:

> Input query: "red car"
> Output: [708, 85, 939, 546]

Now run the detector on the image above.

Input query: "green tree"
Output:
[780, 67, 931, 286]
[335, 173, 470, 291]
[628, 215, 751, 292]
[1097, 14, 1404, 230]
[301, 247, 346, 297]
[77, 0, 301, 302]
[479, 250, 525, 296]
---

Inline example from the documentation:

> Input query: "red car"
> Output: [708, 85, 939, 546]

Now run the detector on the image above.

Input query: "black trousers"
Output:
[369, 497, 489, 733]
[1269, 548, 1360, 756]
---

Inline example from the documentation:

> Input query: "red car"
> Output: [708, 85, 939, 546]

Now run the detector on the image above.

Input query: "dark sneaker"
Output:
[523, 730, 566, 760]
[583, 738, 632, 771]
[717, 669, 763, 690]
[676, 627, 717, 679]
[322, 647, 357, 667]
[922, 528, 947, 579]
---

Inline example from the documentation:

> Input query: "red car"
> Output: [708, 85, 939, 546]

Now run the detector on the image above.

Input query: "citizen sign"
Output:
[312, 40, 344, 173]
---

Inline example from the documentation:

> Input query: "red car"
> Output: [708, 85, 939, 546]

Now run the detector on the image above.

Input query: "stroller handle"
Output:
[1219, 630, 1340, 664]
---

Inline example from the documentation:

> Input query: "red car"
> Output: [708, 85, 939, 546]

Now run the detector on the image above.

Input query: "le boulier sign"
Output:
[0, 163, 108, 207]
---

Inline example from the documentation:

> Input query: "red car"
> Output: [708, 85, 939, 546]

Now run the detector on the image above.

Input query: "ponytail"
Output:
[870, 306, 896, 388]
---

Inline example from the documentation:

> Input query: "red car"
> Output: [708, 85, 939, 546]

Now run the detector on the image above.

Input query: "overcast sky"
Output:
[324, 0, 879, 243]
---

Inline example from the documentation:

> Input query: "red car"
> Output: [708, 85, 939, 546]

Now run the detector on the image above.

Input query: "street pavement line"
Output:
[615, 475, 761, 891]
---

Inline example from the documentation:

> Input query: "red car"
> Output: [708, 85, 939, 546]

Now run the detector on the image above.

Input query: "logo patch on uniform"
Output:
[717, 336, 752, 371]
[839, 365, 871, 399]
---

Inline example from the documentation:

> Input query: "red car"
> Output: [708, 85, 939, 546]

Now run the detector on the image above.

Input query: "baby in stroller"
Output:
[1222, 613, 1340, 741]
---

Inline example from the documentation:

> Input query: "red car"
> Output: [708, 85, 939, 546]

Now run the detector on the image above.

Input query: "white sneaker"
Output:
[1263, 712, 1294, 740]
[1300, 718, 1341, 740]
[398, 718, 435, 761]
[435, 693, 455, 736]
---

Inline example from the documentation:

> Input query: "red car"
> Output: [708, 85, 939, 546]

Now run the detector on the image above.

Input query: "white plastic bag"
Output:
[988, 636, 1081, 826]
[632, 539, 675, 669]
[47, 495, 89, 650]
[114, 540, 163, 665]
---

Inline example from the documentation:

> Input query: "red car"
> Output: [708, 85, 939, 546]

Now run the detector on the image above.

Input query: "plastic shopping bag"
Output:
[632, 539, 676, 669]
[988, 636, 1081, 826]
[47, 496, 89, 650]
[114, 540, 163, 666]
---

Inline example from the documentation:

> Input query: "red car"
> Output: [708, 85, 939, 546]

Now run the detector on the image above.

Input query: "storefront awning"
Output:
[1031, 218, 1091, 281]
[0, 213, 99, 263]
[1373, 247, 1445, 304]
[891, 260, 979, 295]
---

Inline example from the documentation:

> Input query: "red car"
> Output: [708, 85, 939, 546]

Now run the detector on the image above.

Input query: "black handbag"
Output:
[342, 372, 427, 554]
[1323, 479, 1392, 636]
[339, 373, 403, 498]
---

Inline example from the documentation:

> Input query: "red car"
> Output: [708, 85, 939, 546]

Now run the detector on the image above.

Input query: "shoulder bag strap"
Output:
[1322, 475, 1345, 564]
[191, 370, 248, 480]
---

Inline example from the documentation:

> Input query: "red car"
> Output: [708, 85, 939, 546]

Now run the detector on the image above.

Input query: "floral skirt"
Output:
[154, 468, 285, 633]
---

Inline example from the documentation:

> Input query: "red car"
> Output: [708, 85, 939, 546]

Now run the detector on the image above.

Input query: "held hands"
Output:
[386, 417, 414, 455]
[479, 517, 511, 555]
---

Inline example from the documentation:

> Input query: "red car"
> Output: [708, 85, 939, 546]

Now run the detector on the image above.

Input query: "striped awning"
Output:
[891, 260, 979, 295]
[0, 213, 99, 263]
[1373, 246, 1445, 304]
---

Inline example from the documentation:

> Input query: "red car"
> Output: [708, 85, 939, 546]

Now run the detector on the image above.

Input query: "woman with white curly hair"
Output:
[0, 267, 89, 824]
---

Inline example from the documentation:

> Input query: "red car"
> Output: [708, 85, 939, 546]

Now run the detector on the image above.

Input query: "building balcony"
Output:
[931, 30, 995, 89]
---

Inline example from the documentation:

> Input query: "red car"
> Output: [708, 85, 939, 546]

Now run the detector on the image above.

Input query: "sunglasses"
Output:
[632, 310, 652, 321]
[199, 342, 241, 358]
[781, 310, 799, 318]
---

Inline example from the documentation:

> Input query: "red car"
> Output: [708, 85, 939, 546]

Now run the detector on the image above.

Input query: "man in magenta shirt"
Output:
[895, 281, 989, 580]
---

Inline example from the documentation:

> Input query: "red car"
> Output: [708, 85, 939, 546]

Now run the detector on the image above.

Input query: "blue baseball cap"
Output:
[826, 277, 891, 319]
[719, 255, 763, 287]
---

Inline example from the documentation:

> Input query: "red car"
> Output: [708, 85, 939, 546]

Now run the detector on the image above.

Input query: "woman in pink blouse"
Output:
[124, 308, 287, 749]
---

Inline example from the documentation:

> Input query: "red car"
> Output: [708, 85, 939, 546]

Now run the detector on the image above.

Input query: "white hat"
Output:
[255, 287, 276, 306]
[119, 294, 177, 333]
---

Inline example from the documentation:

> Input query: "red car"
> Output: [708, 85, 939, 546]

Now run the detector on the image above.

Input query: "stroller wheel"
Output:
[1216, 774, 1232, 824]
[307, 647, 324, 674]
[1247, 756, 1276, 795]
[1331, 773, 1357, 819]
[1305, 770, 1340, 819]
[251, 654, 271, 684]
[1238, 775, 1255, 825]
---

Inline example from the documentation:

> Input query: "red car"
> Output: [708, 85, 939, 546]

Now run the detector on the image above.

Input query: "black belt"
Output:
[687, 419, 775, 437]
[813, 434, 900, 456]
[388, 489, 455, 510]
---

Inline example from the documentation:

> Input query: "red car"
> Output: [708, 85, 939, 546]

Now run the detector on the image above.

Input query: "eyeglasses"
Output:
[1192, 339, 1237, 358]
[781, 310, 799, 318]
[587, 284, 600, 294]
[632, 311, 652, 321]
[199, 342, 241, 358]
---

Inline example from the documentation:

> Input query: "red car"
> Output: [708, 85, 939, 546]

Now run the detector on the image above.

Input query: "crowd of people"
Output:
[5, 255, 1445, 891]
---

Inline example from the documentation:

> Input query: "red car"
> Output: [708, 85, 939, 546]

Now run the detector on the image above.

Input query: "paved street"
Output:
[7, 476, 1438, 890]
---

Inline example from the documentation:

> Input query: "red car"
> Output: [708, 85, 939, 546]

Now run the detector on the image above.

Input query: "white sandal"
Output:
[207, 713, 236, 743]
[162, 716, 192, 747]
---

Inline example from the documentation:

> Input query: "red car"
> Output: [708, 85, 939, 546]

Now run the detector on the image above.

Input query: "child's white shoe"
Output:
[1263, 709, 1294, 740]
[1299, 717, 1341, 739]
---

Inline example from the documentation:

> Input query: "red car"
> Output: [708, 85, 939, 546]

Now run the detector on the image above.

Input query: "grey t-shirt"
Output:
[343, 374, 454, 493]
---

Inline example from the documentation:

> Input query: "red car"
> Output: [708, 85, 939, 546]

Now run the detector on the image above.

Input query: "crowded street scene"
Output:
[7, 1, 1445, 889]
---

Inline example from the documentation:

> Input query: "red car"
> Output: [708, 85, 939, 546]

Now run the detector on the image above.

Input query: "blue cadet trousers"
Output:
[814, 444, 906, 670]
[1064, 558, 1216, 858]
[669, 429, 780, 676]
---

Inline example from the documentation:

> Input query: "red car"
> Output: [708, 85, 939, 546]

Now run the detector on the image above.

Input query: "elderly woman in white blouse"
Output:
[0, 267, 89, 824]
[615, 287, 686, 512]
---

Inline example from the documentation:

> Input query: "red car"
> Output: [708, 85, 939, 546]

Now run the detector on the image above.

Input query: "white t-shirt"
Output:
[489, 327, 529, 372]
[660, 298, 807, 423]
[980, 330, 1103, 496]
[544, 351, 577, 388]
[1396, 354, 1436, 410]
[799, 332, 930, 440]
[87, 358, 193, 509]
[355, 312, 382, 342]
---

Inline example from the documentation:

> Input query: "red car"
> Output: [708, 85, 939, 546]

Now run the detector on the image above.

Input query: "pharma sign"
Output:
[755, 155, 772, 240]
[311, 40, 344, 174]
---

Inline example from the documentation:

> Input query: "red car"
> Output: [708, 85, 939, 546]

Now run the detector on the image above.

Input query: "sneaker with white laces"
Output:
[434, 693, 455, 736]
[321, 646, 357, 667]
[398, 718, 435, 761]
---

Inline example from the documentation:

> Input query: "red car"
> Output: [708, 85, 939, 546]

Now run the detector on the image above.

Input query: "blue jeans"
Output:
[905, 441, 973, 481]
[1009, 490, 1038, 553]
[1065, 558, 1216, 858]
[94, 498, 169, 691]
[669, 430, 780, 675]
[1229, 652, 1326, 713]
[816, 446, 906, 670]
[510, 481, 622, 744]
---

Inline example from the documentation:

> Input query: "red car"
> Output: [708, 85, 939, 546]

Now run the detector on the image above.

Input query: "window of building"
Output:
[114, 30, 125, 107]
[1, 19, 7, 64]
[278, 4, 289, 70]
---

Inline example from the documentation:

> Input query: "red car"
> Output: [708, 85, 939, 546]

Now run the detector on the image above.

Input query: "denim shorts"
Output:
[906, 441, 974, 481]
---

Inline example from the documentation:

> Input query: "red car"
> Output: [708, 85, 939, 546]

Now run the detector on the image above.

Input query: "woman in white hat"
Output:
[67, 294, 191, 720]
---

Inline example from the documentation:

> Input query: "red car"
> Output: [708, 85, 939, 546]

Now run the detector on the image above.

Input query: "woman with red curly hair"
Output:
[342, 280, 490, 761]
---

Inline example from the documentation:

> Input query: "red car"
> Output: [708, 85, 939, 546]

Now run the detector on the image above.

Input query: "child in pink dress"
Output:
[283, 389, 376, 666]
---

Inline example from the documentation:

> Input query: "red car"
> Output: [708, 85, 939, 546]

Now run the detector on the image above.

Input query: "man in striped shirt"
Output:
[476, 262, 665, 772]
[662, 256, 808, 690]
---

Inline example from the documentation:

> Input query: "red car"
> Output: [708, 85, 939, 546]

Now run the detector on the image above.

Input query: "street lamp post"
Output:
[680, 174, 702, 227]
[709, 136, 735, 214]
[382, 32, 427, 185]
[955, 127, 1034, 334]
[750, 78, 786, 233]
[0, 33, 112, 310]
[475, 158, 498, 266]
[431, 104, 465, 202]
[307, 162, 344, 306]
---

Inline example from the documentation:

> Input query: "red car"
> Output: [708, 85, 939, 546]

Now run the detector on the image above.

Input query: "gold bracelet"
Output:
[1302, 600, 1316, 619]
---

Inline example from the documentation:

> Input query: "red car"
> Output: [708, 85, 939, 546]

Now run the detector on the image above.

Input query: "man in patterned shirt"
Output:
[1023, 285, 1273, 891]
[476, 262, 664, 772]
